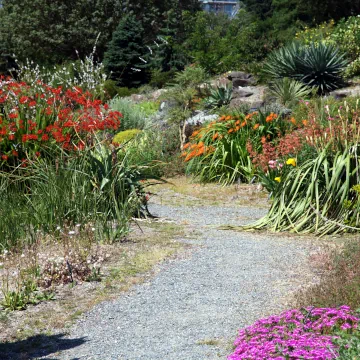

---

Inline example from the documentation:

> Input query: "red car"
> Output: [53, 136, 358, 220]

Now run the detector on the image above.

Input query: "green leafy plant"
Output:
[268, 77, 312, 108]
[204, 85, 233, 109]
[264, 42, 348, 94]
[113, 129, 142, 145]
[249, 147, 360, 236]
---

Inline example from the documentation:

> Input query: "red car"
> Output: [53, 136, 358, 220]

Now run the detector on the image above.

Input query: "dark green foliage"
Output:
[297, 0, 360, 23]
[104, 15, 150, 88]
[183, 9, 271, 74]
[296, 43, 348, 94]
[149, 69, 177, 88]
[264, 42, 348, 94]
[0, 0, 124, 64]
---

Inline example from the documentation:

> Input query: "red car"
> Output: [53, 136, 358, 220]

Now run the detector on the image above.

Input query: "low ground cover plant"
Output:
[228, 306, 360, 360]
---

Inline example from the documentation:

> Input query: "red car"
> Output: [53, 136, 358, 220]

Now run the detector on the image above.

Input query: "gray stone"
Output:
[330, 84, 360, 99]
[232, 88, 254, 98]
[233, 78, 256, 87]
[227, 71, 252, 80]
[229, 85, 267, 110]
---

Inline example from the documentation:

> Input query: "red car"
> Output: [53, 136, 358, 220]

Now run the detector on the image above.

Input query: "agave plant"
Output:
[269, 77, 313, 108]
[296, 42, 348, 94]
[204, 85, 233, 109]
[264, 42, 348, 95]
[263, 42, 304, 79]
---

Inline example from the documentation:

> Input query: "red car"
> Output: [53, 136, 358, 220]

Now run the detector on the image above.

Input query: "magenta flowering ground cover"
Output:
[228, 306, 359, 360]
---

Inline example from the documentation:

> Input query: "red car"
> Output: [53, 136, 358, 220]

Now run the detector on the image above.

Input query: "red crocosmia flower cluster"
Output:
[228, 306, 359, 360]
[0, 76, 122, 161]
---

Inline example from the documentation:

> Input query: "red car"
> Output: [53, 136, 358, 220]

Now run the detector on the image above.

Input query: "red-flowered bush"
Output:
[0, 76, 122, 164]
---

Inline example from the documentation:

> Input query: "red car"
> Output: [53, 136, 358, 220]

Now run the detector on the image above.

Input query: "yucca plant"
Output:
[263, 42, 304, 79]
[264, 42, 348, 95]
[204, 85, 233, 109]
[269, 78, 312, 108]
[296, 42, 348, 94]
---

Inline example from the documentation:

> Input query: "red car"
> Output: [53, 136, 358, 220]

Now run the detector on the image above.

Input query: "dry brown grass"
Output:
[0, 220, 187, 343]
[294, 235, 360, 310]
[149, 176, 269, 208]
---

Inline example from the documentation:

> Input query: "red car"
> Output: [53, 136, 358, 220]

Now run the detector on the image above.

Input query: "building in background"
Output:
[200, 0, 240, 17]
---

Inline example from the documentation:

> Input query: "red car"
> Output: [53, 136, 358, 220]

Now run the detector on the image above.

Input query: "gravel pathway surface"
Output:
[49, 200, 316, 360]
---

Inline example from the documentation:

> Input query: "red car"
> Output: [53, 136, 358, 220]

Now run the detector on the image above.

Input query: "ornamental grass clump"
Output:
[228, 306, 359, 360]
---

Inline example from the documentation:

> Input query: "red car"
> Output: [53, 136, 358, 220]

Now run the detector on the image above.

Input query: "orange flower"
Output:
[241, 121, 246, 127]
[225, 115, 232, 121]
[302, 119, 308, 126]
[228, 128, 234, 134]
[191, 130, 200, 138]
[219, 115, 226, 121]
[183, 143, 190, 149]
[235, 126, 240, 131]
[261, 136, 266, 144]
[212, 132, 219, 140]
[290, 117, 296, 125]
[266, 113, 278, 123]
[235, 120, 240, 125]
[253, 123, 260, 130]
[181, 152, 187, 157]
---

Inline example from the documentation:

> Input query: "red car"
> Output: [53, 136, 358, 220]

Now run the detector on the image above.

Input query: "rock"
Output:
[233, 78, 256, 87]
[151, 88, 167, 101]
[229, 85, 267, 110]
[227, 71, 252, 81]
[186, 111, 218, 125]
[330, 85, 360, 99]
[232, 88, 254, 98]
[210, 77, 231, 88]
[130, 94, 146, 103]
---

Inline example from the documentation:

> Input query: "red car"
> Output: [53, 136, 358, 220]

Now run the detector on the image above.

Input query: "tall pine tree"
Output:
[104, 14, 150, 87]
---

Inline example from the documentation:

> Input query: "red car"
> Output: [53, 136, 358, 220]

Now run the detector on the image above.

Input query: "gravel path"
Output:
[49, 201, 315, 360]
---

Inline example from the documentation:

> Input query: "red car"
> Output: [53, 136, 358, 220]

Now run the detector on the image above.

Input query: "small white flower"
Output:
[68, 231, 76, 235]
[76, 224, 81, 227]
[21, 254, 25, 258]
[91, 227, 96, 232]
[56, 226, 61, 230]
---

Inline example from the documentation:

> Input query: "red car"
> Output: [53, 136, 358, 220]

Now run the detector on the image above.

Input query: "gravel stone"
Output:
[48, 202, 315, 360]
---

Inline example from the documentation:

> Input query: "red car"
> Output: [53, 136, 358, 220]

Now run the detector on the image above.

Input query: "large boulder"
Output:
[229, 85, 267, 110]
[228, 71, 257, 87]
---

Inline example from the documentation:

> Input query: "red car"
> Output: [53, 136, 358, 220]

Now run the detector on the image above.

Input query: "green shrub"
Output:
[109, 97, 149, 130]
[121, 126, 184, 178]
[103, 79, 121, 99]
[150, 69, 177, 88]
[268, 77, 312, 108]
[117, 87, 138, 98]
[264, 42, 348, 94]
[112, 129, 142, 145]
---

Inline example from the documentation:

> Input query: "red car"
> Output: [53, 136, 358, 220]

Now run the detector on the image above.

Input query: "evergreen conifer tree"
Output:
[104, 14, 149, 87]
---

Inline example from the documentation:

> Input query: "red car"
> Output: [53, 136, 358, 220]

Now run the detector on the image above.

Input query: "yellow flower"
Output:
[274, 177, 281, 183]
[286, 158, 297, 167]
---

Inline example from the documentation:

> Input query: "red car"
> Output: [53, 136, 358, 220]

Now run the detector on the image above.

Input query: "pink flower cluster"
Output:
[228, 306, 359, 360]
